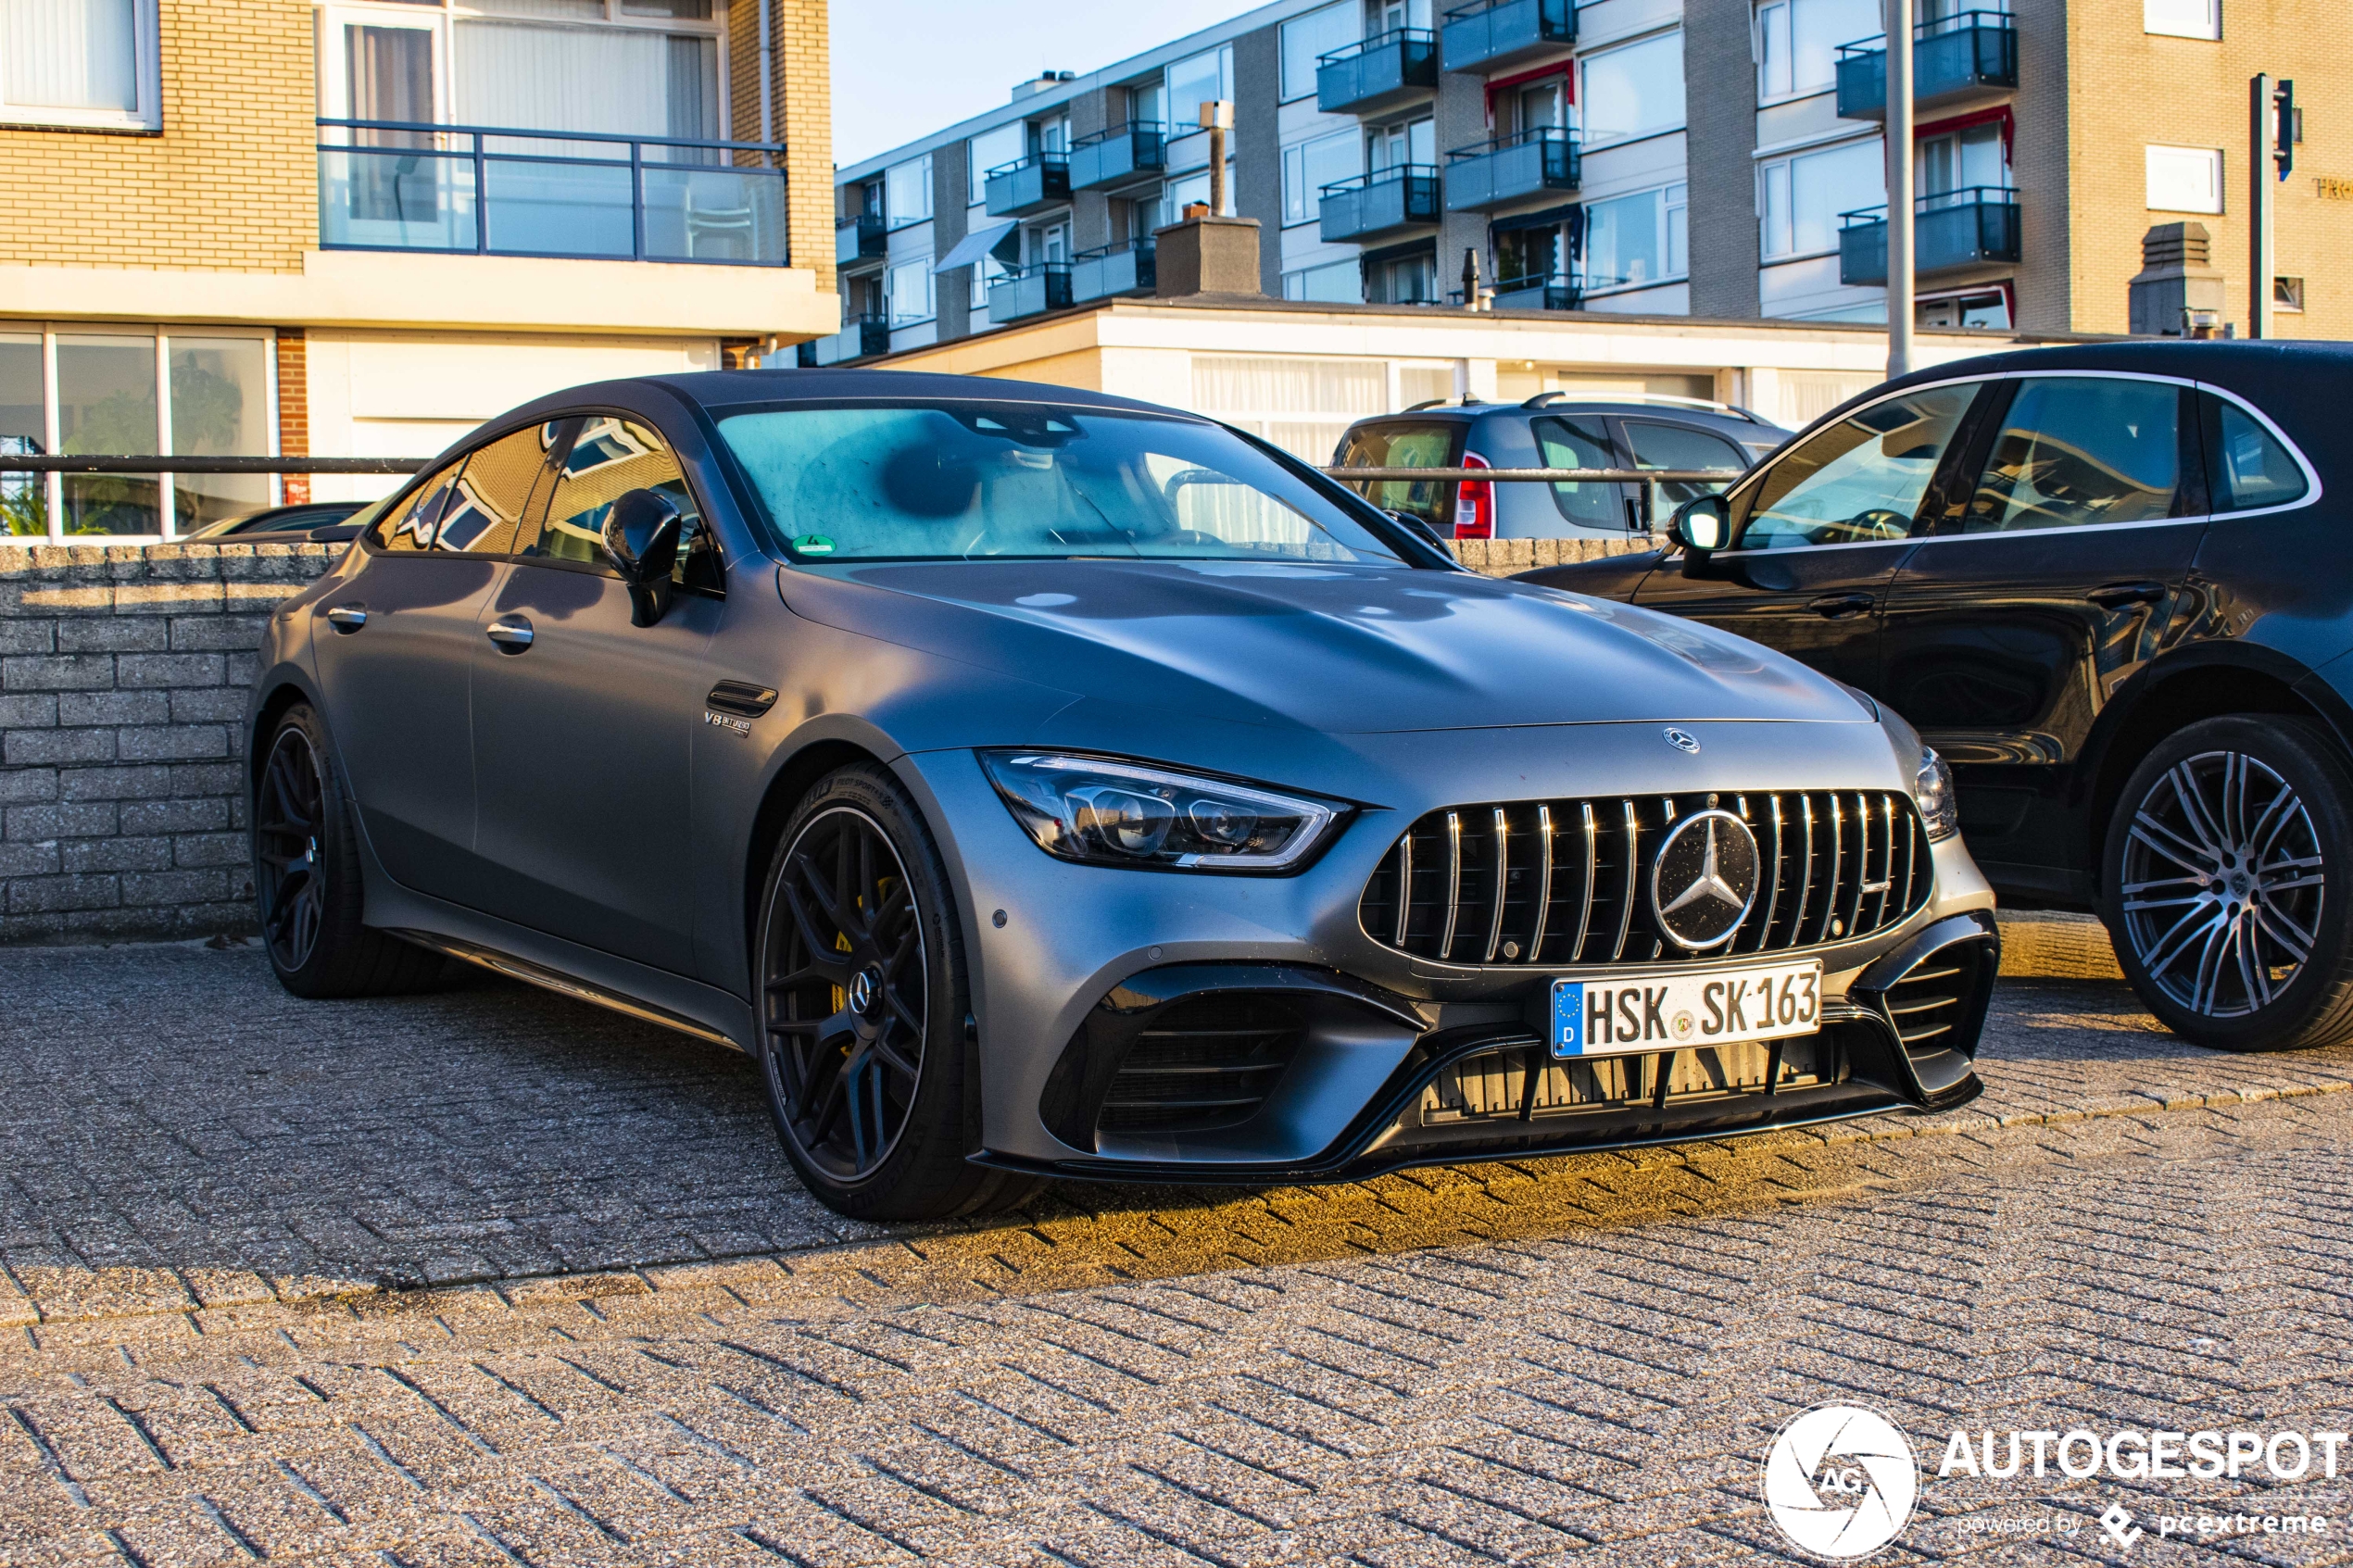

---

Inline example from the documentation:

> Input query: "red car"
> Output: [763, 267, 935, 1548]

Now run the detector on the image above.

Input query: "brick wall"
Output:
[0, 544, 335, 944]
[776, 0, 837, 297]
[1, 0, 314, 273]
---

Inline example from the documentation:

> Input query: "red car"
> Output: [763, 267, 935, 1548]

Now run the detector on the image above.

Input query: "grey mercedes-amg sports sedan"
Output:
[248, 370, 1999, 1219]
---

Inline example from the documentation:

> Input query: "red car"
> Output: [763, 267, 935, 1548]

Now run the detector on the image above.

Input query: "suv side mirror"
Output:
[601, 487, 684, 626]
[1669, 494, 1730, 556]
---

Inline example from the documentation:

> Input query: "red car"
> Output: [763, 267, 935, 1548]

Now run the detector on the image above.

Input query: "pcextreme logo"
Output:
[1762, 1403, 1919, 1559]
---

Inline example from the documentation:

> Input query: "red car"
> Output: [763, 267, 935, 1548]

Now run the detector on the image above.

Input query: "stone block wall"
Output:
[0, 545, 336, 944]
[1449, 536, 1656, 576]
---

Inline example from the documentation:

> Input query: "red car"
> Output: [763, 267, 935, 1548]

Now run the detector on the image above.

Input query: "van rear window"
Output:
[1336, 420, 1461, 531]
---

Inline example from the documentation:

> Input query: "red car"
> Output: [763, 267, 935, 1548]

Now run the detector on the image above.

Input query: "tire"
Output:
[251, 703, 450, 998]
[753, 762, 1040, 1220]
[2100, 715, 2353, 1052]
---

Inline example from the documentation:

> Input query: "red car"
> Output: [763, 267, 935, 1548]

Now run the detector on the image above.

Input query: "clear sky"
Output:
[829, 0, 1265, 168]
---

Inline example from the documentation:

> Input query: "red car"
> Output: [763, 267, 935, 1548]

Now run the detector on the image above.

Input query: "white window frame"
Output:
[2, 322, 280, 547]
[1576, 29, 1685, 150]
[1580, 181, 1689, 297]
[0, 0, 163, 131]
[884, 152, 932, 230]
[1278, 0, 1356, 103]
[1282, 128, 1360, 227]
[2144, 0, 2221, 40]
[1758, 133, 1883, 261]
[2146, 144, 2225, 214]
[1754, 0, 1885, 107]
[886, 256, 936, 328]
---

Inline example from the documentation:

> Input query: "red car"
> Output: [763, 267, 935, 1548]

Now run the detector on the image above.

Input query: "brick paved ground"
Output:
[5, 943, 2353, 1565]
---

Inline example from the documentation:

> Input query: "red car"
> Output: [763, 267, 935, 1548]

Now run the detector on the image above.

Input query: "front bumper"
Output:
[899, 728, 2005, 1185]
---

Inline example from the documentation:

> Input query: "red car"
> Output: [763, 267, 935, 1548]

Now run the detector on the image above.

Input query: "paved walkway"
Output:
[3, 943, 2352, 1564]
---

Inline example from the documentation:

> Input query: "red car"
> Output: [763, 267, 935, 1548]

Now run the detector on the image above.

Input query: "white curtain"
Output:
[3, 0, 136, 110]
[455, 20, 669, 137]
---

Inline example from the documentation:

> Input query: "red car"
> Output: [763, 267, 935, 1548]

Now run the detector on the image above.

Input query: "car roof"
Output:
[1346, 400, 1791, 436]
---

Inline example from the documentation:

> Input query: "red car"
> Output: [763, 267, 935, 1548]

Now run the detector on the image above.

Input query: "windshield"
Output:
[716, 402, 1407, 566]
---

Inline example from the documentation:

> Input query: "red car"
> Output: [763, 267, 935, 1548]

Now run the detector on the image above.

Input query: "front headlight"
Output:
[980, 752, 1345, 872]
[1915, 746, 1959, 842]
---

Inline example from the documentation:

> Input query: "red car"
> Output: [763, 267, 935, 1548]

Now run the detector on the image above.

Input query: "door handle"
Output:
[322, 604, 367, 633]
[1807, 593, 1875, 619]
[484, 614, 535, 653]
[2086, 582, 2166, 609]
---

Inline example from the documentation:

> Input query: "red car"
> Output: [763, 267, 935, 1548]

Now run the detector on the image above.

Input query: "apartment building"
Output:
[821, 0, 2348, 370]
[2, 0, 836, 543]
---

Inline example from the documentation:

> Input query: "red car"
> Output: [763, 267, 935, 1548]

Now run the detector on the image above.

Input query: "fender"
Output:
[2073, 638, 2332, 808]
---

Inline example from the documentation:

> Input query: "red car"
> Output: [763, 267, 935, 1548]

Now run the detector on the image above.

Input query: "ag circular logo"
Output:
[1663, 726, 1701, 753]
[1649, 809, 1761, 949]
[1762, 1403, 1919, 1559]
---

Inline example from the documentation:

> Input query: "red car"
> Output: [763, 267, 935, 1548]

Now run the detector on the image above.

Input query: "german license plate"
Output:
[1550, 960, 1822, 1059]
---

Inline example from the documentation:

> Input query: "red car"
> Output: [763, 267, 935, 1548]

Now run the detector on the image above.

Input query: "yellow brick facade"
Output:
[2062, 0, 2353, 339]
[3, 0, 315, 274]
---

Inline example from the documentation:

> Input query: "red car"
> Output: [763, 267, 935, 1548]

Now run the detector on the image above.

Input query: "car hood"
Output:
[778, 558, 1868, 734]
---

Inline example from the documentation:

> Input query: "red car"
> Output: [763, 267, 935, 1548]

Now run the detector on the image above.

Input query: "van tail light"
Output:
[1453, 450, 1493, 540]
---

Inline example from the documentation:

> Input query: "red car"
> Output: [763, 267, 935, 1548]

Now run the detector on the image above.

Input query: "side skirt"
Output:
[390, 929, 743, 1052]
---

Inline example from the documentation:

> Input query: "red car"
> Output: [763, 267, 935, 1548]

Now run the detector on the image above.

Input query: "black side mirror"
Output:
[1387, 508, 1451, 550]
[601, 487, 684, 626]
[307, 522, 363, 544]
[1668, 495, 1730, 556]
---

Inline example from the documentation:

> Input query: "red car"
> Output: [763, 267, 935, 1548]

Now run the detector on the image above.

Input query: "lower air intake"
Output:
[1093, 995, 1303, 1137]
[1881, 937, 1993, 1061]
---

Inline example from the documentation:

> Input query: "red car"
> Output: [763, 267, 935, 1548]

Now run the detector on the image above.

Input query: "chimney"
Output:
[1153, 216, 1263, 297]
[2128, 221, 2227, 336]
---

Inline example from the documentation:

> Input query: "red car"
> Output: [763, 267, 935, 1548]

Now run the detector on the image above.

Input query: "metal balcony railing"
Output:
[988, 262, 1075, 323]
[797, 315, 891, 367]
[1069, 123, 1166, 191]
[1317, 28, 1440, 115]
[1834, 10, 2018, 119]
[317, 119, 789, 264]
[1444, 128, 1579, 211]
[1071, 238, 1156, 303]
[836, 213, 886, 266]
[1838, 186, 2021, 284]
[984, 154, 1072, 217]
[1441, 0, 1576, 73]
[1319, 166, 1442, 243]
[1490, 270, 1584, 311]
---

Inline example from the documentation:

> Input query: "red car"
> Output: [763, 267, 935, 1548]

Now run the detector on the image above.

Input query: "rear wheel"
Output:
[754, 763, 1038, 1220]
[2102, 715, 2353, 1051]
[251, 703, 448, 997]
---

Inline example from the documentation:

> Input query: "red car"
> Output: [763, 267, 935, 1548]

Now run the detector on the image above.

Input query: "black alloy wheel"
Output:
[754, 763, 1038, 1219]
[2105, 715, 2353, 1052]
[248, 703, 450, 998]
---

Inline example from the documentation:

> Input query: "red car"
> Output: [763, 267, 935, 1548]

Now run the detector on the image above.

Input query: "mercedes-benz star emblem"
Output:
[847, 969, 878, 1016]
[1664, 727, 1701, 754]
[1650, 809, 1762, 949]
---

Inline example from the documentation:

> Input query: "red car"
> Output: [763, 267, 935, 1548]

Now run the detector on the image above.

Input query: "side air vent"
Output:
[1358, 790, 1931, 969]
[1881, 938, 1993, 1060]
[1093, 996, 1304, 1136]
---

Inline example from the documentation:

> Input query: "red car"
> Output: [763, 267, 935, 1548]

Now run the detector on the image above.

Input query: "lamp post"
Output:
[1885, 0, 1914, 377]
[2250, 74, 2295, 339]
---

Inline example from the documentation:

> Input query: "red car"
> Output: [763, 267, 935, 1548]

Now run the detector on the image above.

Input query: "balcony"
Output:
[1316, 29, 1439, 116]
[1835, 11, 2018, 119]
[1444, 129, 1579, 212]
[1441, 0, 1576, 74]
[1491, 272, 1582, 311]
[1839, 187, 2021, 284]
[1069, 124, 1165, 192]
[1320, 167, 1442, 243]
[317, 119, 789, 264]
[983, 155, 1071, 218]
[1071, 239, 1155, 303]
[988, 263, 1074, 323]
[836, 213, 885, 267]
[797, 316, 890, 367]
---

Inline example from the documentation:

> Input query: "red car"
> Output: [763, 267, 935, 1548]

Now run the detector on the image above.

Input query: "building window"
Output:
[887, 257, 935, 326]
[1280, 1, 1355, 102]
[967, 122, 1024, 193]
[1755, 0, 1880, 102]
[2275, 276, 2305, 312]
[1579, 31, 1683, 146]
[2147, 144, 2224, 213]
[1283, 259, 1362, 303]
[1761, 137, 1882, 258]
[1366, 115, 1433, 173]
[1365, 249, 1437, 305]
[1918, 285, 2013, 329]
[1919, 119, 2008, 201]
[884, 154, 932, 228]
[2145, 0, 2220, 39]
[1584, 183, 1687, 293]
[1283, 130, 1359, 225]
[0, 324, 277, 545]
[0, 0, 161, 131]
[1166, 44, 1233, 136]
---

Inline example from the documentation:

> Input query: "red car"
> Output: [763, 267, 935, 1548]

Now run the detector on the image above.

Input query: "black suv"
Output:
[1336, 395, 1789, 541]
[1525, 342, 2353, 1053]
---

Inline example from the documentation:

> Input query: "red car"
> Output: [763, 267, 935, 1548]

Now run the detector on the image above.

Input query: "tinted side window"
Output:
[2203, 394, 2309, 513]
[1337, 420, 1460, 531]
[434, 425, 560, 555]
[371, 458, 467, 554]
[524, 417, 715, 589]
[1622, 420, 1747, 509]
[1963, 377, 2183, 533]
[1533, 416, 1618, 529]
[1737, 382, 1980, 550]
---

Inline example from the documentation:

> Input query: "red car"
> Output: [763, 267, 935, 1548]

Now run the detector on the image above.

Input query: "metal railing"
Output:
[1325, 464, 1747, 530]
[2, 457, 428, 474]
[317, 117, 789, 265]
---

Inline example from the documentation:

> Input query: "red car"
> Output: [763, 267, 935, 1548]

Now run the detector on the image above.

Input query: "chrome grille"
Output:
[1357, 791, 1931, 968]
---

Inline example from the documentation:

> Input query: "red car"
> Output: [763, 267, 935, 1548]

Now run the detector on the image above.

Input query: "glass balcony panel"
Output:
[837, 214, 886, 265]
[984, 156, 1071, 218]
[1319, 168, 1442, 244]
[318, 147, 477, 251]
[1069, 126, 1166, 192]
[1491, 273, 1581, 311]
[1838, 188, 2020, 284]
[988, 264, 1075, 323]
[802, 316, 891, 366]
[1440, 0, 1576, 74]
[1071, 239, 1156, 303]
[640, 166, 788, 263]
[482, 157, 635, 257]
[1443, 130, 1579, 212]
[1835, 13, 2018, 119]
[1316, 29, 1439, 116]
